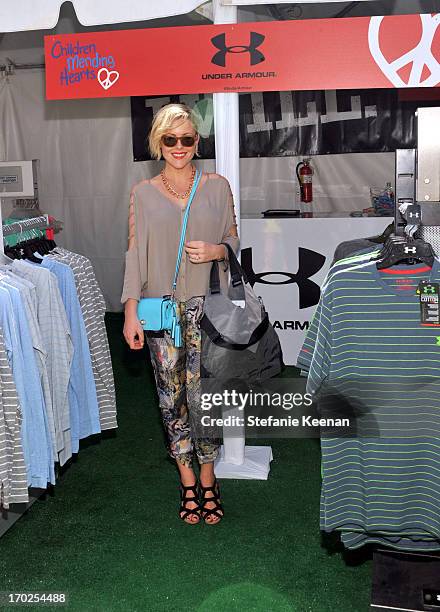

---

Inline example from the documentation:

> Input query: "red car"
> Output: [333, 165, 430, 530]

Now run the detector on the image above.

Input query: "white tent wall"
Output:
[1, 69, 133, 310]
[0, 68, 217, 310]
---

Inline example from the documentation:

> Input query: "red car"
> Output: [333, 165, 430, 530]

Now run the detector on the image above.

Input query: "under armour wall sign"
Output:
[45, 13, 440, 99]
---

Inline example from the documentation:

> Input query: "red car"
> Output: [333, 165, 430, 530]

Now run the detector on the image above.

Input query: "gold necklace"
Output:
[161, 166, 196, 200]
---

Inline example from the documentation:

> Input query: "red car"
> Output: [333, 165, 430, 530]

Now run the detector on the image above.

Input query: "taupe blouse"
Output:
[121, 173, 239, 304]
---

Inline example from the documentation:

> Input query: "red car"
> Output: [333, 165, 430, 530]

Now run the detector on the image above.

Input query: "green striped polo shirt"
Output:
[307, 258, 440, 551]
[297, 247, 379, 375]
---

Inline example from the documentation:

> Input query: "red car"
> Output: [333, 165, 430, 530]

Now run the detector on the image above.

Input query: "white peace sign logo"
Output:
[368, 14, 440, 87]
[97, 67, 120, 90]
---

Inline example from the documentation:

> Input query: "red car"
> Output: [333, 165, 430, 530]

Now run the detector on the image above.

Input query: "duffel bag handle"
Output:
[209, 260, 221, 294]
[222, 243, 249, 286]
[201, 311, 270, 350]
[209, 243, 248, 294]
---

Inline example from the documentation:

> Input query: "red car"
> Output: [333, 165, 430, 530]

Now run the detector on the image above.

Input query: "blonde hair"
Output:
[148, 103, 198, 160]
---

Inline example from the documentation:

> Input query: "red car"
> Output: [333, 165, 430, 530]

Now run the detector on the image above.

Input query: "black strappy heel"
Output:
[179, 483, 201, 524]
[199, 479, 224, 524]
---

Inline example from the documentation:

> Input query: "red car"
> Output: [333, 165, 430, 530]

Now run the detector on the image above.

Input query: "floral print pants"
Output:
[146, 297, 219, 468]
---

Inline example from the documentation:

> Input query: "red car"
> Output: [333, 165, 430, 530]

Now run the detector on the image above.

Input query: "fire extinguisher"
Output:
[296, 158, 313, 203]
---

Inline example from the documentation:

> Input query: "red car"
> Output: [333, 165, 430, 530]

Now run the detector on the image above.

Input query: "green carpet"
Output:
[0, 314, 372, 612]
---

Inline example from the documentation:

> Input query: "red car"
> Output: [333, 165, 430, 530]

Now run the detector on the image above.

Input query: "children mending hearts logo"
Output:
[98, 68, 120, 90]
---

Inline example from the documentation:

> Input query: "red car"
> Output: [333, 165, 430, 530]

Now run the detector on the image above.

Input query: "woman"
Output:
[122, 103, 239, 524]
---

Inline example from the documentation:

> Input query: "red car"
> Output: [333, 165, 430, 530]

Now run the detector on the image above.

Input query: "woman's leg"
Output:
[184, 297, 223, 523]
[146, 332, 199, 523]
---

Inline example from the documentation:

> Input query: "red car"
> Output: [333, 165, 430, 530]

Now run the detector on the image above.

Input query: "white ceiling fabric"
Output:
[0, 0, 383, 33]
[0, 0, 210, 32]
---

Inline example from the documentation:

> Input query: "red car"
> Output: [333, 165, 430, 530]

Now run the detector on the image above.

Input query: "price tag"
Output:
[417, 281, 440, 326]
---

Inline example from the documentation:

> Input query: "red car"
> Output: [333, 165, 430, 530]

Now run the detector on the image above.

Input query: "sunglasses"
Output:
[161, 134, 196, 148]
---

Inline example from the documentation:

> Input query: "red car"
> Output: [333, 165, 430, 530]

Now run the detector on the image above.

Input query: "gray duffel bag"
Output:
[200, 243, 283, 381]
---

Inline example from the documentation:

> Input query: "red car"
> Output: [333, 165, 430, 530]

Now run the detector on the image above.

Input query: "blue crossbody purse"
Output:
[137, 169, 202, 348]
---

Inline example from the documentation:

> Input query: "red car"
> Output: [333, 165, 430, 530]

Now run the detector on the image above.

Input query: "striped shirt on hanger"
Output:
[306, 258, 440, 551]
[50, 248, 117, 431]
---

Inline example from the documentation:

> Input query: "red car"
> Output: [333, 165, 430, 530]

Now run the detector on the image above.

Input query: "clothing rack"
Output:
[2, 214, 49, 236]
[0, 212, 63, 536]
[370, 116, 440, 610]
[2, 214, 63, 238]
[0, 490, 43, 538]
[0, 213, 53, 535]
[0, 166, 75, 540]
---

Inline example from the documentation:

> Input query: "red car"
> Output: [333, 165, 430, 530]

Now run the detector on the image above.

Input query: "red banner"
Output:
[44, 14, 440, 100]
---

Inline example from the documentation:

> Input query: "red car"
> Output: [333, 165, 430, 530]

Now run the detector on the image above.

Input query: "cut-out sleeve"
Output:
[221, 179, 239, 263]
[128, 190, 136, 249]
[121, 189, 143, 304]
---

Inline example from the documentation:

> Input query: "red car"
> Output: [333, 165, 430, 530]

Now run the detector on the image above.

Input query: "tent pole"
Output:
[212, 0, 273, 480]
[212, 2, 240, 226]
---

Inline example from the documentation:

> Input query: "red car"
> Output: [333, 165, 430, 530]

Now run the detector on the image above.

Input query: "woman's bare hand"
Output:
[123, 300, 145, 350]
[185, 241, 226, 264]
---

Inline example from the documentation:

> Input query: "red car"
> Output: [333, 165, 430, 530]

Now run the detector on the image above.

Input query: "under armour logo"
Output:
[211, 32, 265, 68]
[241, 247, 326, 310]
[409, 212, 420, 219]
[404, 246, 417, 254]
[424, 286, 436, 294]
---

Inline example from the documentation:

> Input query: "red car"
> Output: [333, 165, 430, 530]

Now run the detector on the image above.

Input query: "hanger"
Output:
[5, 224, 52, 263]
[23, 236, 43, 263]
[4, 236, 41, 263]
[3, 217, 57, 262]
[375, 201, 436, 269]
[375, 236, 435, 269]
[368, 222, 395, 244]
